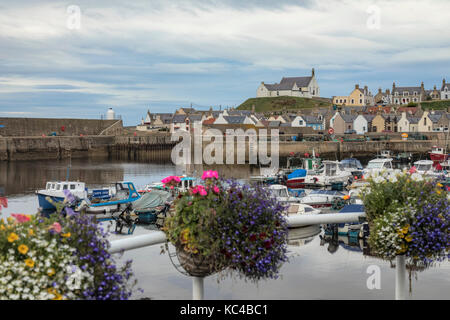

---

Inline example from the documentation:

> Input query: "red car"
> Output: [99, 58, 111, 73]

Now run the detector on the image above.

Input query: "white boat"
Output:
[303, 161, 353, 188]
[268, 184, 302, 204]
[363, 158, 394, 177]
[411, 160, 439, 177]
[299, 189, 347, 208]
[286, 203, 321, 216]
[379, 150, 393, 158]
[36, 181, 88, 211]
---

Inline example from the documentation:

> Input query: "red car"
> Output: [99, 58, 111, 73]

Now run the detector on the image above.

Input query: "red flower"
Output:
[249, 234, 257, 242]
[259, 232, 266, 240]
[264, 240, 272, 249]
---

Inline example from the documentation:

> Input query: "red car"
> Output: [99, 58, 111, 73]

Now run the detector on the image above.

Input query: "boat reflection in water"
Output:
[287, 225, 321, 247]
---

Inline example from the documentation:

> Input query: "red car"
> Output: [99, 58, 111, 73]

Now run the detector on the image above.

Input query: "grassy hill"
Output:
[237, 96, 332, 113]
[420, 100, 450, 110]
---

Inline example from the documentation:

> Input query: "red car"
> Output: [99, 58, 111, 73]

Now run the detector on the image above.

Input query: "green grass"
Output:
[421, 100, 450, 110]
[237, 96, 332, 113]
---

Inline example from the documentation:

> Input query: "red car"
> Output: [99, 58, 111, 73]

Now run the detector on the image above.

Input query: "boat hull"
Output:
[37, 193, 65, 210]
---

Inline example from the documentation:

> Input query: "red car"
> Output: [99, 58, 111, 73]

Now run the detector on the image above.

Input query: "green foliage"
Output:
[237, 96, 332, 113]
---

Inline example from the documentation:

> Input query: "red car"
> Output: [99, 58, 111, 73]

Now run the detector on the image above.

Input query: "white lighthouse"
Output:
[106, 107, 115, 120]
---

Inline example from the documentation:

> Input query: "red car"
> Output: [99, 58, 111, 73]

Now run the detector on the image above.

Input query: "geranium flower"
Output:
[0, 196, 7, 210]
[49, 222, 62, 234]
[213, 186, 220, 194]
[201, 170, 219, 180]
[11, 213, 31, 223]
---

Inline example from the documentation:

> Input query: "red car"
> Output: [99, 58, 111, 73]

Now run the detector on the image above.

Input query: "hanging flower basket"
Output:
[176, 247, 219, 277]
[360, 169, 449, 269]
[162, 171, 289, 281]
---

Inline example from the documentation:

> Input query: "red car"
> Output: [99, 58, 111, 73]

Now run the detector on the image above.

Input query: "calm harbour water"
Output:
[0, 158, 449, 300]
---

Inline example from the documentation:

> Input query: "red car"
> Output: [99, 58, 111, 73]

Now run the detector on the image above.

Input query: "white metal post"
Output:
[395, 255, 407, 300]
[193, 277, 204, 300]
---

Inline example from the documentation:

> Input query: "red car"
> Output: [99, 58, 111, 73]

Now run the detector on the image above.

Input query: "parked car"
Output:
[344, 129, 357, 134]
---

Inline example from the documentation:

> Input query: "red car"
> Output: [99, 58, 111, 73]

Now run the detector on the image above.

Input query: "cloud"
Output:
[1, 0, 450, 124]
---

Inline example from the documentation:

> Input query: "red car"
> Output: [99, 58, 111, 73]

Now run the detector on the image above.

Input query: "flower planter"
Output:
[176, 246, 218, 277]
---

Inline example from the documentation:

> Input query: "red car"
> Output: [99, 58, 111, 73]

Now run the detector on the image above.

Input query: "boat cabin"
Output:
[413, 160, 434, 173]
[340, 158, 363, 171]
[380, 150, 392, 158]
[323, 161, 345, 176]
[45, 181, 86, 193]
[366, 158, 393, 170]
[269, 185, 290, 198]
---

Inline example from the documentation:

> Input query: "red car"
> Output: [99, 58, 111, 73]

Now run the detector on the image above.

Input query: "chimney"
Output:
[386, 89, 390, 95]
[421, 82, 424, 90]
[378, 88, 382, 94]
[444, 78, 446, 87]
[393, 82, 396, 91]
[364, 86, 368, 95]
[312, 68, 315, 77]
[251, 104, 255, 114]
[355, 84, 360, 90]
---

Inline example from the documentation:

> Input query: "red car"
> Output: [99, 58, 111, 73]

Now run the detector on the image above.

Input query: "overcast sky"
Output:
[1, 0, 450, 125]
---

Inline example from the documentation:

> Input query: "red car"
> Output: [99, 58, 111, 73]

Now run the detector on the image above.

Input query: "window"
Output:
[360, 99, 362, 104]
[351, 99, 354, 104]
[56, 184, 61, 190]
[277, 91, 279, 96]
[46, 183, 51, 189]
[70, 185, 76, 190]
[63, 185, 68, 190]
[404, 92, 409, 96]
[424, 118, 427, 125]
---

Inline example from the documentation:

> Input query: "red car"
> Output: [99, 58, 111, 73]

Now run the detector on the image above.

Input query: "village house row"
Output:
[136, 69, 450, 135]
[136, 104, 450, 136]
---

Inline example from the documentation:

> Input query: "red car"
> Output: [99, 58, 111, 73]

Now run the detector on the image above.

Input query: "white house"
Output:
[354, 114, 370, 134]
[257, 68, 320, 98]
[291, 115, 307, 127]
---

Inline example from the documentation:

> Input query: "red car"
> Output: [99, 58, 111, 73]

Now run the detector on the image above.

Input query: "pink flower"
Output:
[0, 197, 8, 210]
[11, 214, 30, 223]
[201, 170, 219, 180]
[213, 186, 220, 194]
[49, 222, 62, 234]
[190, 187, 198, 194]
[199, 188, 208, 196]
[173, 176, 181, 183]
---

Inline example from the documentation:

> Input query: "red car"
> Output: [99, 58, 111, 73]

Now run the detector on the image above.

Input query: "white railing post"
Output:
[192, 277, 204, 300]
[395, 255, 407, 300]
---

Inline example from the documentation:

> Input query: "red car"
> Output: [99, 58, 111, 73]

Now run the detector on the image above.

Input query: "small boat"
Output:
[268, 184, 302, 204]
[139, 175, 197, 194]
[379, 150, 393, 158]
[75, 182, 141, 219]
[131, 189, 172, 224]
[249, 167, 282, 185]
[299, 189, 347, 208]
[286, 203, 321, 216]
[303, 161, 353, 188]
[36, 181, 86, 210]
[363, 158, 394, 177]
[36, 181, 115, 211]
[411, 160, 439, 177]
[429, 146, 449, 164]
[285, 169, 307, 190]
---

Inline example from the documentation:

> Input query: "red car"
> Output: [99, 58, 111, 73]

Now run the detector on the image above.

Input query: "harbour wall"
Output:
[0, 118, 123, 137]
[0, 133, 448, 162]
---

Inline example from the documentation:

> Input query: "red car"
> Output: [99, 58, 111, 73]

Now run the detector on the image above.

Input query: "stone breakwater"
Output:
[0, 133, 447, 162]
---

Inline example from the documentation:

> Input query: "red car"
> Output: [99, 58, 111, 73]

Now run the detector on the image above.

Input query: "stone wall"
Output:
[0, 136, 115, 161]
[0, 118, 122, 137]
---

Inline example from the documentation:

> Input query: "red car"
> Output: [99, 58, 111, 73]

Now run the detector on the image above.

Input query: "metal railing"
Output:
[109, 212, 409, 300]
